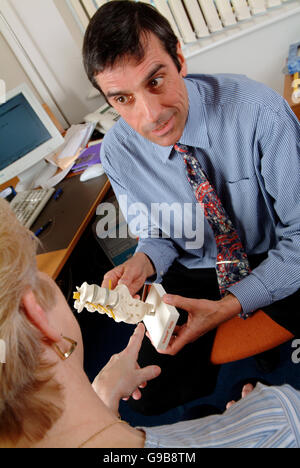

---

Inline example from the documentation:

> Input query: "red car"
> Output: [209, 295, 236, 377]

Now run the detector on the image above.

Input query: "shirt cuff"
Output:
[135, 239, 178, 284]
[228, 272, 272, 318]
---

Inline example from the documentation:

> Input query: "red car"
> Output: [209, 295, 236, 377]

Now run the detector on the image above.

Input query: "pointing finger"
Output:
[126, 323, 146, 359]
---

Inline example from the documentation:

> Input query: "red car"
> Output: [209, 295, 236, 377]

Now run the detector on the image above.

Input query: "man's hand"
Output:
[156, 292, 242, 356]
[102, 252, 155, 296]
[92, 323, 161, 416]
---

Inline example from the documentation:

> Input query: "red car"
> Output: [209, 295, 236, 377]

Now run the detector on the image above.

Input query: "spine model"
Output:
[73, 282, 154, 324]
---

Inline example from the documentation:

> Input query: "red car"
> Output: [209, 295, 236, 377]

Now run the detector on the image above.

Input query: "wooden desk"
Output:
[36, 174, 110, 279]
[1, 174, 110, 279]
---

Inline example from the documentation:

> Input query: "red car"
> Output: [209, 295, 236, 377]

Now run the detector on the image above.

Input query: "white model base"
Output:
[143, 284, 179, 351]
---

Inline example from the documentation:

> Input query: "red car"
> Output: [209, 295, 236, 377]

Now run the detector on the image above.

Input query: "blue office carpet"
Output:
[59, 225, 300, 429]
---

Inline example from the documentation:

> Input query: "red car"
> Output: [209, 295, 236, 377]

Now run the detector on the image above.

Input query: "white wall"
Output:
[1, 0, 299, 126]
[0, 0, 104, 126]
[186, 12, 300, 95]
[0, 31, 40, 97]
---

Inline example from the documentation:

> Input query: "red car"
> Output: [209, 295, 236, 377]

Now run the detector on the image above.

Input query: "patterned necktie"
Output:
[174, 143, 251, 305]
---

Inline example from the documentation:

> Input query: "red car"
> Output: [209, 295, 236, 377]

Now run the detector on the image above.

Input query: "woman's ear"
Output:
[22, 289, 61, 343]
[177, 41, 187, 77]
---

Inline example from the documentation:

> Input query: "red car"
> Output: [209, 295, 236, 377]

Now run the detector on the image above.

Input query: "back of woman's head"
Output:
[0, 199, 62, 447]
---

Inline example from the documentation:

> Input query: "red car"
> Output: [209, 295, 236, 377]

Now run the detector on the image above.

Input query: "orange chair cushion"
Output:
[210, 309, 294, 365]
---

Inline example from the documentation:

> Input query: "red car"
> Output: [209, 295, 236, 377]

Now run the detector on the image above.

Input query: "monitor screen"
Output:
[0, 93, 52, 171]
[0, 83, 64, 188]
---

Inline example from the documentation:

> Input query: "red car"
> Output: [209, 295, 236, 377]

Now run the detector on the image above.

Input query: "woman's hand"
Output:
[226, 383, 255, 409]
[92, 323, 161, 416]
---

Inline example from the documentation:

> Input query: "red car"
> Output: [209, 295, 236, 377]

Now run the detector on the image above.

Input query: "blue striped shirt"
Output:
[100, 74, 300, 315]
[139, 384, 300, 448]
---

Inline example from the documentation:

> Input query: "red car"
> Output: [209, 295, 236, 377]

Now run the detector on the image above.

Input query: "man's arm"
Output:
[228, 99, 300, 315]
[100, 142, 180, 293]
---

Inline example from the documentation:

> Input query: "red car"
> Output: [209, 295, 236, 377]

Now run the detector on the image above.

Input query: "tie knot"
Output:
[174, 143, 189, 154]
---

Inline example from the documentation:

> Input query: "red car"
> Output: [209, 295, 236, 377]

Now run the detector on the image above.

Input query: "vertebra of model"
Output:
[73, 282, 154, 324]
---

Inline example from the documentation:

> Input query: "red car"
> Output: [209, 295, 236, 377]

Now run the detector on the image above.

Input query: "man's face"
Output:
[96, 33, 189, 147]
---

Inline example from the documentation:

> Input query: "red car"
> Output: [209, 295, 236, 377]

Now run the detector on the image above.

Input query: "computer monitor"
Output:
[0, 83, 64, 191]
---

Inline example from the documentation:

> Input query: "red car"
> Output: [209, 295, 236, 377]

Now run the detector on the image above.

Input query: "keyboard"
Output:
[10, 188, 55, 228]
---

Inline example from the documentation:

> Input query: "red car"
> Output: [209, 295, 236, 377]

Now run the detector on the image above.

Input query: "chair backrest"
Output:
[210, 309, 294, 365]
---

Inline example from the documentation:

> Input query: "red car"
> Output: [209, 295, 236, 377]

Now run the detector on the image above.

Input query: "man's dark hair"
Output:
[82, 0, 181, 92]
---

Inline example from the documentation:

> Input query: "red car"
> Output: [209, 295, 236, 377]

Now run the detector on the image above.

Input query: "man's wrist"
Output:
[217, 292, 242, 321]
[135, 252, 155, 277]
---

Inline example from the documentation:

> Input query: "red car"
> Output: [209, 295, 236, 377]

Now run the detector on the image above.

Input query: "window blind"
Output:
[67, 0, 300, 54]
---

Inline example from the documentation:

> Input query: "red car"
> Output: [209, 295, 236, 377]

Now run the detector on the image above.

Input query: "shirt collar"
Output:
[154, 77, 210, 162]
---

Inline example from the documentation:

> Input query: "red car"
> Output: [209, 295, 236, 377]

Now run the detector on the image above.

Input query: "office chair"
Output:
[210, 309, 294, 365]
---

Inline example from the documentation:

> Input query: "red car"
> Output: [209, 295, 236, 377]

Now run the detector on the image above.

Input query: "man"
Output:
[83, 1, 300, 414]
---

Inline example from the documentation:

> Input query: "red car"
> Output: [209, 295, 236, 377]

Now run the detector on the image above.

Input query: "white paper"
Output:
[41, 122, 96, 187]
[41, 163, 74, 189]
[47, 122, 96, 170]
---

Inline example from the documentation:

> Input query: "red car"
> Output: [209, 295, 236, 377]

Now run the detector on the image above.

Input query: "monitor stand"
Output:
[16, 160, 57, 192]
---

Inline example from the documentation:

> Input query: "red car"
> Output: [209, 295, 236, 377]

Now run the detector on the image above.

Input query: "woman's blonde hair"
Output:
[0, 199, 63, 447]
